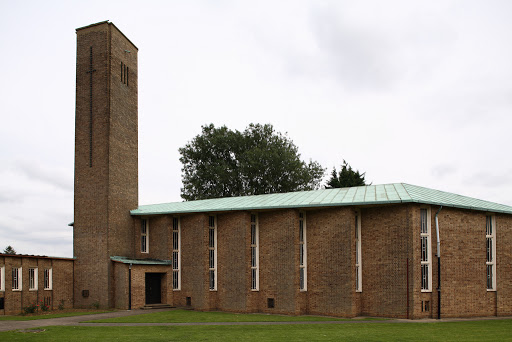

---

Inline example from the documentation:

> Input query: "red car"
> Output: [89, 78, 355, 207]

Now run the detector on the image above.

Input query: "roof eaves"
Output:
[403, 198, 512, 215]
[131, 199, 407, 216]
[130, 183, 512, 216]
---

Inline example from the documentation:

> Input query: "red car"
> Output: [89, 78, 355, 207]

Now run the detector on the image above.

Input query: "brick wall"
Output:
[73, 21, 138, 309]
[435, 207, 499, 317]
[129, 264, 172, 309]
[166, 207, 360, 317]
[306, 207, 355, 317]
[0, 255, 74, 315]
[105, 24, 138, 261]
[73, 21, 110, 308]
[215, 211, 250, 312]
[402, 205, 512, 319]
[113, 262, 129, 309]
[256, 209, 298, 314]
[176, 213, 209, 310]
[360, 205, 412, 318]
[134, 216, 172, 260]
[409, 204, 435, 319]
[121, 204, 512, 318]
[497, 213, 512, 316]
[170, 209, 303, 314]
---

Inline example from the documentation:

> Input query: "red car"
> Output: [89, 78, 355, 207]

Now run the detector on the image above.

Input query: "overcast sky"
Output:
[1, 0, 511, 257]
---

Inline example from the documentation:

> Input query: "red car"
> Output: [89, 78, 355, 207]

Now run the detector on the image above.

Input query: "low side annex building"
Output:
[1, 21, 512, 318]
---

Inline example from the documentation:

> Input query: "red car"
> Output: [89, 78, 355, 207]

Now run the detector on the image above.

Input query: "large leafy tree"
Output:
[179, 123, 324, 200]
[3, 245, 16, 255]
[326, 160, 368, 188]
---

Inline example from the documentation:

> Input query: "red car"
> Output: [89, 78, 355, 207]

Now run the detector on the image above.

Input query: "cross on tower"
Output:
[87, 46, 96, 167]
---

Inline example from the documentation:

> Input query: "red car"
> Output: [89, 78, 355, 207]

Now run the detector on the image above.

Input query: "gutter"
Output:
[435, 206, 442, 319]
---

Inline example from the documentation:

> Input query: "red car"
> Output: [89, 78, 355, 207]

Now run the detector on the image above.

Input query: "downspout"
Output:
[435, 206, 442, 319]
[128, 263, 132, 310]
[406, 258, 409, 319]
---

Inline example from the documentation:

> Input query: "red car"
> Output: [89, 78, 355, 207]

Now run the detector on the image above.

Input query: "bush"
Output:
[23, 303, 38, 314]
[40, 300, 50, 312]
[58, 300, 65, 310]
[92, 301, 100, 309]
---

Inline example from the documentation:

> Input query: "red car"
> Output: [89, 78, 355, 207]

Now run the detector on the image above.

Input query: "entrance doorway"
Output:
[145, 273, 162, 304]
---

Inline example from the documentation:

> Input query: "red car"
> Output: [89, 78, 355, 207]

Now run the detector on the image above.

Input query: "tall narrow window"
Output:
[209, 215, 217, 291]
[172, 217, 181, 290]
[486, 215, 496, 291]
[29, 268, 38, 290]
[0, 266, 4, 292]
[251, 214, 259, 291]
[12, 267, 22, 291]
[120, 62, 129, 86]
[355, 211, 362, 292]
[141, 219, 149, 253]
[299, 211, 307, 291]
[420, 208, 432, 292]
[44, 269, 52, 290]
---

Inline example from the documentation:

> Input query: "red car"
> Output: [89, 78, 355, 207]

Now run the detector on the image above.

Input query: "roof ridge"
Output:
[400, 183, 413, 201]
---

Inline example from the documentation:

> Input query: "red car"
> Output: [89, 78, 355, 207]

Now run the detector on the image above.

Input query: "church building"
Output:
[1, 21, 512, 318]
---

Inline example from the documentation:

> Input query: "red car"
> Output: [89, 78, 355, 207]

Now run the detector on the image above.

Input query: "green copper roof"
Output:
[110, 256, 172, 265]
[130, 183, 512, 216]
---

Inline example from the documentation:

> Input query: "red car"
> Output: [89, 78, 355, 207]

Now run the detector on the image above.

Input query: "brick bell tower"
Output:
[74, 21, 138, 308]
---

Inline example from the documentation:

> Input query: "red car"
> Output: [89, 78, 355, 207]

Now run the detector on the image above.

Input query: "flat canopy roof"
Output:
[130, 183, 512, 216]
[110, 256, 172, 265]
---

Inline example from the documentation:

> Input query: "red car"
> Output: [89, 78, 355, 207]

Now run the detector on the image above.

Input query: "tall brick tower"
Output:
[74, 21, 138, 308]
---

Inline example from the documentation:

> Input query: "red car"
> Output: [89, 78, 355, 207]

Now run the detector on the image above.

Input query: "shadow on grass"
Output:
[85, 309, 384, 323]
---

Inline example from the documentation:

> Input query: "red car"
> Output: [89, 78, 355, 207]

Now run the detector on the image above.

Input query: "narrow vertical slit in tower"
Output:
[87, 46, 96, 167]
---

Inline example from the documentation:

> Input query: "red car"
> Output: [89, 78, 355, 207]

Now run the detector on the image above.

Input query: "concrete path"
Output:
[1, 309, 511, 332]
[0, 308, 171, 332]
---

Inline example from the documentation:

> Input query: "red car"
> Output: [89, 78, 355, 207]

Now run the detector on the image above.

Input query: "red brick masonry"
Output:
[0, 254, 74, 315]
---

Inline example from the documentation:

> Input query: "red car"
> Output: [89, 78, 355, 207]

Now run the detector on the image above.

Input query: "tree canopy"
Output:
[179, 123, 324, 200]
[326, 160, 368, 188]
[3, 245, 16, 255]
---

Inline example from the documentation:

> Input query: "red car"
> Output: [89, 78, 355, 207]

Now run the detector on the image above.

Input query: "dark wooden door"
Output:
[145, 273, 162, 304]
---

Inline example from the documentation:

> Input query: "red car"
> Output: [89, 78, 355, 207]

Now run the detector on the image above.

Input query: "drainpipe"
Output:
[406, 258, 409, 319]
[435, 206, 442, 319]
[128, 263, 132, 310]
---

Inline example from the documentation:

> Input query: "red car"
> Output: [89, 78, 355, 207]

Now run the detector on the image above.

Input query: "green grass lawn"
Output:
[1, 320, 512, 341]
[85, 309, 363, 323]
[0, 311, 112, 321]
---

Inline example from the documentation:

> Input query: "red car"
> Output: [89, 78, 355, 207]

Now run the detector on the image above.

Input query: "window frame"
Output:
[0, 266, 5, 292]
[141, 219, 149, 254]
[208, 215, 217, 291]
[250, 213, 259, 291]
[12, 267, 22, 291]
[420, 207, 432, 292]
[355, 210, 362, 292]
[44, 268, 53, 290]
[299, 211, 307, 291]
[29, 267, 38, 291]
[172, 217, 181, 291]
[486, 214, 496, 291]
